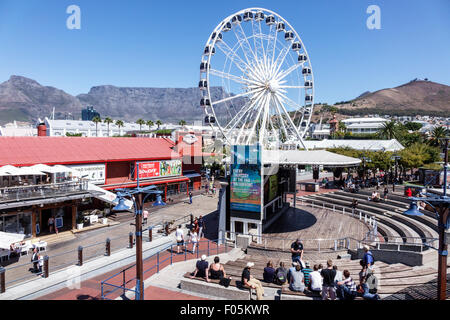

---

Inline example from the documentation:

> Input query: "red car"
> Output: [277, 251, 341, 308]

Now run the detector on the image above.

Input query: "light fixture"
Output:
[112, 198, 129, 211]
[153, 194, 166, 206]
[403, 201, 424, 216]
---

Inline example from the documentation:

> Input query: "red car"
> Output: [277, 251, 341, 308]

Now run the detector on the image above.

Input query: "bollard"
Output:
[359, 212, 362, 220]
[43, 255, 49, 278]
[129, 232, 134, 249]
[106, 238, 111, 256]
[0, 267, 5, 293]
[78, 246, 83, 266]
[149, 227, 153, 242]
[334, 240, 337, 251]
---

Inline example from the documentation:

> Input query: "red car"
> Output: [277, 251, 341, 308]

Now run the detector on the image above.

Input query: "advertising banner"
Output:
[268, 174, 278, 202]
[230, 144, 262, 213]
[136, 160, 182, 179]
[68, 163, 106, 185]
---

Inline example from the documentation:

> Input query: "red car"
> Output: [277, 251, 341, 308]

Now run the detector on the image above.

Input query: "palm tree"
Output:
[92, 116, 102, 137]
[429, 126, 448, 147]
[377, 120, 400, 140]
[115, 119, 124, 136]
[179, 120, 186, 126]
[104, 117, 113, 136]
[136, 118, 145, 131]
[156, 120, 162, 129]
[146, 120, 154, 131]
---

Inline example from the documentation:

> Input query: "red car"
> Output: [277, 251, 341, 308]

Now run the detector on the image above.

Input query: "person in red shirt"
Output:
[405, 188, 412, 197]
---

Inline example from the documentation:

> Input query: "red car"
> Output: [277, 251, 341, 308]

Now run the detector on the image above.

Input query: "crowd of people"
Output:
[174, 215, 206, 254]
[188, 238, 380, 301]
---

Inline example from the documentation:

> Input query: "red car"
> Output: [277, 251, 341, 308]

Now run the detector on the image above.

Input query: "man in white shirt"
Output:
[175, 225, 184, 254]
[309, 264, 322, 293]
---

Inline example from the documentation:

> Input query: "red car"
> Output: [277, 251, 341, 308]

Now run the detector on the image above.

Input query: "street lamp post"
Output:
[113, 186, 165, 300]
[391, 155, 401, 192]
[403, 137, 449, 300]
[362, 157, 371, 186]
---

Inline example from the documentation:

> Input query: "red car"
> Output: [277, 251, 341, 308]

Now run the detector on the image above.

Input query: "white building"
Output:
[0, 121, 37, 137]
[43, 117, 179, 137]
[341, 117, 389, 134]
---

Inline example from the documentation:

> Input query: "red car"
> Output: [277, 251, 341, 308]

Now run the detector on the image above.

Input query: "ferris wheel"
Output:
[199, 8, 314, 150]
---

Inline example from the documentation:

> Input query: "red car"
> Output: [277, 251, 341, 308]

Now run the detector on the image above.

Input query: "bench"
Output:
[183, 272, 256, 299]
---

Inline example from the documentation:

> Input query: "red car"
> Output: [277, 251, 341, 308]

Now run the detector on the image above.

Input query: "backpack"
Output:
[366, 273, 378, 294]
[276, 269, 287, 284]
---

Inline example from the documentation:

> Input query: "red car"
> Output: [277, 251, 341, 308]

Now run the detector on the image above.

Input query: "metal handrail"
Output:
[101, 237, 228, 300]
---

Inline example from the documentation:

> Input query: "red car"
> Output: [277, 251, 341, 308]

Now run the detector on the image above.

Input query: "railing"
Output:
[0, 180, 89, 203]
[101, 236, 229, 300]
[0, 226, 159, 294]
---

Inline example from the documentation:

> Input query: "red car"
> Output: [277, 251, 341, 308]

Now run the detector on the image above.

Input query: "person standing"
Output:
[198, 215, 205, 239]
[290, 238, 304, 266]
[321, 259, 337, 300]
[383, 187, 389, 201]
[242, 262, 265, 300]
[362, 245, 374, 273]
[31, 248, 39, 273]
[191, 231, 198, 254]
[189, 191, 193, 204]
[302, 262, 313, 288]
[38, 253, 44, 276]
[175, 225, 184, 254]
[48, 216, 55, 233]
[143, 209, 149, 225]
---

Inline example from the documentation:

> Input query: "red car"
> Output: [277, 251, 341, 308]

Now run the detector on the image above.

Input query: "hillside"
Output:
[335, 80, 450, 116]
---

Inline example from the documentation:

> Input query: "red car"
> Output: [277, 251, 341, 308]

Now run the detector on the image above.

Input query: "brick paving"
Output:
[1, 194, 219, 294]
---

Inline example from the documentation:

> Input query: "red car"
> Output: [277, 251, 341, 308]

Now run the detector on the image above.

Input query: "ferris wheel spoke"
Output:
[231, 91, 266, 143]
[215, 41, 250, 74]
[277, 91, 304, 111]
[279, 85, 306, 89]
[258, 94, 272, 145]
[266, 25, 278, 67]
[272, 44, 292, 76]
[272, 94, 290, 140]
[274, 93, 307, 149]
[245, 93, 268, 145]
[211, 87, 262, 106]
[276, 63, 303, 81]
[209, 69, 251, 85]
[233, 24, 257, 67]
[225, 90, 264, 131]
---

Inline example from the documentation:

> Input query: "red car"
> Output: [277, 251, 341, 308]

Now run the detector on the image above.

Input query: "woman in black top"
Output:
[209, 256, 231, 287]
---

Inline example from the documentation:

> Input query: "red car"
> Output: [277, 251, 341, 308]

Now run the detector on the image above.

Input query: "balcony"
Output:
[0, 180, 90, 206]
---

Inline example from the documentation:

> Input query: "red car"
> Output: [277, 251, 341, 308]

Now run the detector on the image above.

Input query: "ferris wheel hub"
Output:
[267, 79, 280, 93]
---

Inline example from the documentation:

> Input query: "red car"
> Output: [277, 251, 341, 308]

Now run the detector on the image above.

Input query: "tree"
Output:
[156, 120, 162, 129]
[428, 126, 448, 147]
[377, 120, 402, 140]
[399, 143, 441, 174]
[136, 118, 145, 131]
[146, 120, 154, 131]
[92, 116, 102, 137]
[104, 117, 113, 137]
[404, 121, 423, 131]
[115, 120, 124, 136]
[179, 120, 186, 126]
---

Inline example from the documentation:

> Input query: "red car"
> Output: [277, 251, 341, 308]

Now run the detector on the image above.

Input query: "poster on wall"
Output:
[136, 160, 182, 179]
[230, 144, 262, 213]
[268, 174, 278, 202]
[68, 163, 106, 185]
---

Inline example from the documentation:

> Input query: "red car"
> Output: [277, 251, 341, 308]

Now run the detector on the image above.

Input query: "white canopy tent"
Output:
[0, 231, 26, 250]
[263, 149, 362, 167]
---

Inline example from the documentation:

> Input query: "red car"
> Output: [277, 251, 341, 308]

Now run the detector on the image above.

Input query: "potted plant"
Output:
[76, 216, 84, 230]
[102, 211, 108, 225]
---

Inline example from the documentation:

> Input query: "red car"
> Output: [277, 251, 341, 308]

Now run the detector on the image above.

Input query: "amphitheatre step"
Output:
[330, 192, 439, 233]
[314, 193, 439, 240]
[300, 194, 432, 243]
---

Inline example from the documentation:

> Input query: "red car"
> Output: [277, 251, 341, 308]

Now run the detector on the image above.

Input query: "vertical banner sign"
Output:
[230, 144, 262, 213]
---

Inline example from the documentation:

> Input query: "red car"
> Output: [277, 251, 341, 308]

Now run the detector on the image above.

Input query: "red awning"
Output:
[103, 176, 189, 191]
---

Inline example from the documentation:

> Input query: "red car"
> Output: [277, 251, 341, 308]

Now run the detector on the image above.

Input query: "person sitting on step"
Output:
[190, 254, 209, 282]
[263, 261, 276, 283]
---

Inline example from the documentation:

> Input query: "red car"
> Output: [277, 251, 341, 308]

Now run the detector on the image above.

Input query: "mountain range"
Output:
[0, 75, 448, 125]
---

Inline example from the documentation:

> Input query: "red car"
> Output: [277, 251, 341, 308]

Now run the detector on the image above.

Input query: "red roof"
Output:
[0, 137, 179, 167]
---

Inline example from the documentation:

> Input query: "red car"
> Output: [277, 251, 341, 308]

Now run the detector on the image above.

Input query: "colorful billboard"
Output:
[268, 174, 278, 202]
[230, 144, 262, 213]
[136, 160, 182, 179]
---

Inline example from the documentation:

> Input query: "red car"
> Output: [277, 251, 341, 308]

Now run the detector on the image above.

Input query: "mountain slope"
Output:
[337, 80, 450, 116]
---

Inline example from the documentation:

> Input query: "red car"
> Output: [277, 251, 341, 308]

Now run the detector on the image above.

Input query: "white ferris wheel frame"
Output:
[199, 7, 315, 150]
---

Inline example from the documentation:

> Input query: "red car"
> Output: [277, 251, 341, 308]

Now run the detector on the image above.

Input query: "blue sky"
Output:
[0, 0, 448, 104]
